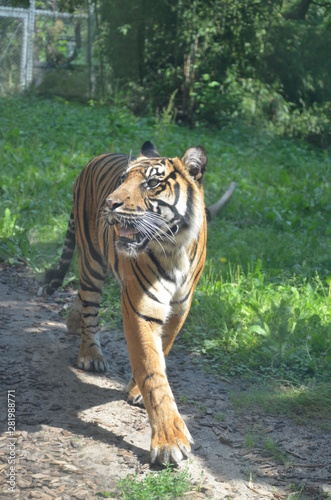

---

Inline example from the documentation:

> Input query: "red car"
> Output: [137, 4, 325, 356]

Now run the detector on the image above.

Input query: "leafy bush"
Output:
[285, 101, 331, 147]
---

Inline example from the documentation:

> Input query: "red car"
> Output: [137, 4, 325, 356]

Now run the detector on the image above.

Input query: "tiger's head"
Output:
[105, 141, 207, 257]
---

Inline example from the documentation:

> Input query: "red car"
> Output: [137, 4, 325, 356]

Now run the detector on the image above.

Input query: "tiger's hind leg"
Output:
[77, 279, 108, 373]
[126, 375, 144, 406]
[67, 293, 82, 335]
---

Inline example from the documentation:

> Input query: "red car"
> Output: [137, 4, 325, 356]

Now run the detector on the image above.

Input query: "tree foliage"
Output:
[9, 0, 326, 143]
[92, 0, 331, 144]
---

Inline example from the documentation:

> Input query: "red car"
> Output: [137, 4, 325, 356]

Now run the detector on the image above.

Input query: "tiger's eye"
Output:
[147, 178, 160, 188]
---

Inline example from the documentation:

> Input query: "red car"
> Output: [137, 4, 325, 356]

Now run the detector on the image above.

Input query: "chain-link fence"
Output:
[0, 3, 27, 94]
[0, 0, 94, 98]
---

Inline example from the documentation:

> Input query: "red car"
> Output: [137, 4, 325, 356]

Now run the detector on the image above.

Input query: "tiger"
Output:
[43, 141, 208, 465]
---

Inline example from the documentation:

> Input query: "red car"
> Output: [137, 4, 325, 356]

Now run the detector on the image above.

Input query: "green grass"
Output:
[231, 382, 331, 423]
[185, 262, 331, 382]
[262, 437, 290, 465]
[243, 429, 291, 465]
[97, 466, 194, 499]
[1, 95, 330, 393]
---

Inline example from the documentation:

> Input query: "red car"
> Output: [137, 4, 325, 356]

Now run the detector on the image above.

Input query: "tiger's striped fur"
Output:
[43, 141, 208, 465]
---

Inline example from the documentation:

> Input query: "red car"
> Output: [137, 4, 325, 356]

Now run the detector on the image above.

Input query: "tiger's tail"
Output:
[42, 211, 76, 296]
[206, 181, 236, 221]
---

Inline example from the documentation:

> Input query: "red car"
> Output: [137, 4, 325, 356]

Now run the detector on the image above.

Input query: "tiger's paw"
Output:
[77, 349, 108, 372]
[150, 414, 193, 465]
[126, 377, 144, 406]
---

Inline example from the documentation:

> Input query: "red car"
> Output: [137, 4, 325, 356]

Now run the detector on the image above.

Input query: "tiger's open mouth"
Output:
[114, 224, 143, 243]
[113, 222, 150, 248]
[108, 213, 179, 254]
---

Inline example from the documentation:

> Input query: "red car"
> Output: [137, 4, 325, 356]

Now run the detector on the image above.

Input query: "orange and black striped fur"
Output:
[43, 141, 208, 465]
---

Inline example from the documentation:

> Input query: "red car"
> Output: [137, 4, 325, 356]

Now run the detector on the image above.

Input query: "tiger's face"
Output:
[104, 142, 207, 257]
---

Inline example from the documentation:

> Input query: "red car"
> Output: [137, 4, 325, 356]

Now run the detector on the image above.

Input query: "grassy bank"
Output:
[1, 96, 330, 391]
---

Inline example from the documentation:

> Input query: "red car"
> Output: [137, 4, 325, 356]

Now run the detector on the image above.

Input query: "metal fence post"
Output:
[26, 0, 35, 86]
[21, 13, 28, 88]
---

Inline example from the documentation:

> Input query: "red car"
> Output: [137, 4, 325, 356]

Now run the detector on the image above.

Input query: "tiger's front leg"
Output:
[126, 310, 191, 405]
[122, 294, 192, 465]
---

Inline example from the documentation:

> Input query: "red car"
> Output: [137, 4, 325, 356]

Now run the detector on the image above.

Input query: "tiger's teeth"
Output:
[114, 225, 120, 236]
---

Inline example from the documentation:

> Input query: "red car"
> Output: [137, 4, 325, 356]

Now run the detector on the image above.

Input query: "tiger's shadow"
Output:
[0, 301, 147, 463]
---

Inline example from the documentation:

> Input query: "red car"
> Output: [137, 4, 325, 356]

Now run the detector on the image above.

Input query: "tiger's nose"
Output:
[106, 198, 123, 211]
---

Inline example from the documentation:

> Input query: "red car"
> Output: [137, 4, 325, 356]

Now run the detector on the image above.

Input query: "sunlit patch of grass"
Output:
[111, 465, 194, 499]
[185, 260, 331, 382]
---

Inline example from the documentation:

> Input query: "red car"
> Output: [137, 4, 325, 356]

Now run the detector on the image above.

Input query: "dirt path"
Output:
[0, 266, 330, 499]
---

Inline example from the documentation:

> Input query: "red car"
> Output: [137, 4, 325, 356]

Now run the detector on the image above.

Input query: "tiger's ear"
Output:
[181, 145, 208, 184]
[140, 141, 161, 158]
